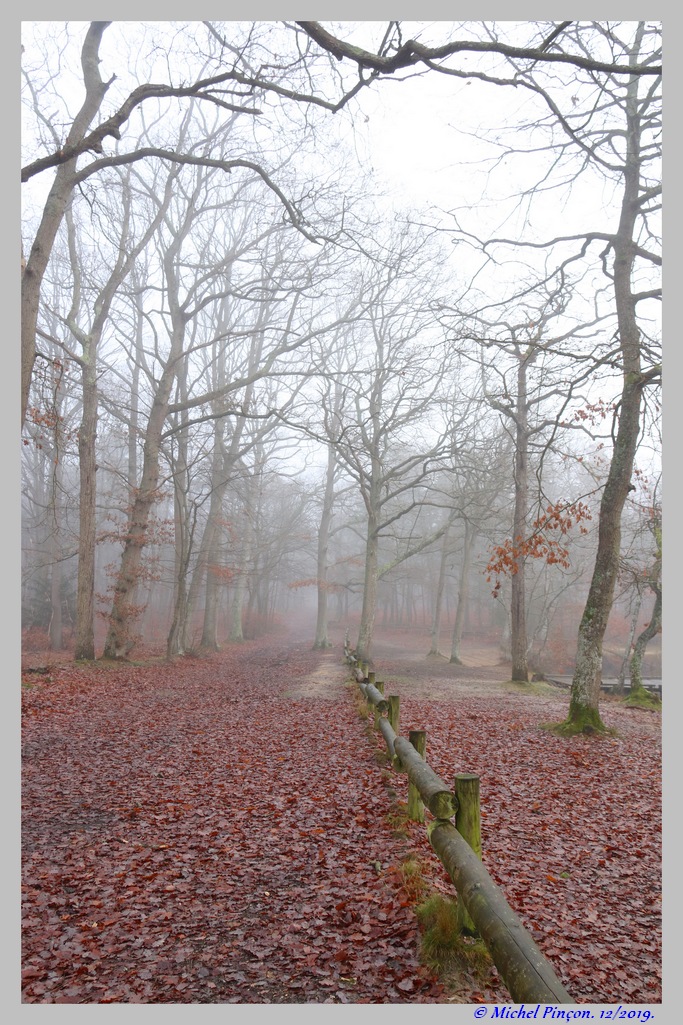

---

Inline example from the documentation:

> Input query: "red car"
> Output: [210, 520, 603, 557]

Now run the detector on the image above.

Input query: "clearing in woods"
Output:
[21, 625, 661, 1004]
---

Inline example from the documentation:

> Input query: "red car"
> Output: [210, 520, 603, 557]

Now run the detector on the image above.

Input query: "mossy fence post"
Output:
[407, 730, 426, 823]
[387, 695, 399, 733]
[454, 773, 481, 935]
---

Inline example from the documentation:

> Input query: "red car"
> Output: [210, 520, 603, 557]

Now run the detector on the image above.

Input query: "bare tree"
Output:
[311, 380, 345, 649]
[296, 19, 661, 728]
[326, 248, 456, 660]
[563, 25, 661, 730]
[468, 289, 595, 681]
[21, 20, 365, 428]
[21, 340, 78, 649]
[48, 163, 173, 659]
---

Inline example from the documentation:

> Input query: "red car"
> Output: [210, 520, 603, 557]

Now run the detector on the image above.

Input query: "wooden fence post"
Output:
[407, 730, 426, 822]
[387, 696, 401, 768]
[387, 695, 399, 733]
[373, 681, 384, 729]
[368, 670, 376, 686]
[455, 773, 481, 935]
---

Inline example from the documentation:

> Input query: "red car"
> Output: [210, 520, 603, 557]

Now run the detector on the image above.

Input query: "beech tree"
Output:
[57, 163, 172, 658]
[191, 342, 284, 653]
[99, 162, 300, 656]
[324, 242, 456, 660]
[538, 24, 661, 731]
[466, 289, 599, 681]
[297, 20, 661, 727]
[628, 516, 661, 702]
[617, 485, 661, 703]
[445, 429, 512, 665]
[164, 255, 309, 656]
[426, 510, 457, 658]
[22, 21, 661, 680]
[311, 379, 345, 650]
[20, 20, 369, 429]
[21, 340, 78, 648]
[100, 155, 361, 654]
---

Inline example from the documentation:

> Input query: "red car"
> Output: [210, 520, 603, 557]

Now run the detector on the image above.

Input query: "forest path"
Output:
[22, 630, 662, 1005]
[22, 635, 489, 1004]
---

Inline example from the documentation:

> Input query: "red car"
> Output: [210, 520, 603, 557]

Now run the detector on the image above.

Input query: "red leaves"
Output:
[568, 399, 616, 427]
[22, 639, 447, 1004]
[388, 687, 661, 1005]
[207, 564, 234, 582]
[486, 500, 592, 595]
[22, 635, 661, 1005]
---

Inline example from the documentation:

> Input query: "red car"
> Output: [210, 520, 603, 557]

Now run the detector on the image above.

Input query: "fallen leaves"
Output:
[21, 636, 661, 1005]
[373, 669, 662, 1005]
[22, 639, 450, 1004]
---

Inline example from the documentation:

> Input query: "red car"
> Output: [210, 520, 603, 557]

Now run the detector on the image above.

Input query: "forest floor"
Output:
[21, 626, 662, 1005]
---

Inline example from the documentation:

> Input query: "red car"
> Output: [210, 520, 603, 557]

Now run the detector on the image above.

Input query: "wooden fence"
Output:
[344, 636, 575, 1006]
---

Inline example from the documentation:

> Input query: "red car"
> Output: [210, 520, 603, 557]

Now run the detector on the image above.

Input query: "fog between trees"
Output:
[21, 21, 661, 730]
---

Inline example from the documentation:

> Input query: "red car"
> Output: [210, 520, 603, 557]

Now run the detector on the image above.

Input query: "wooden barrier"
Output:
[394, 734, 457, 821]
[344, 641, 576, 1006]
[373, 681, 384, 729]
[364, 682, 388, 714]
[406, 730, 426, 822]
[428, 820, 573, 1004]
[377, 715, 397, 755]
[387, 694, 400, 733]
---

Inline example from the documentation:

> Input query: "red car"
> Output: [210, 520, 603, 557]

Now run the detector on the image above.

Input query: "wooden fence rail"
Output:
[392, 736, 457, 820]
[343, 637, 575, 1006]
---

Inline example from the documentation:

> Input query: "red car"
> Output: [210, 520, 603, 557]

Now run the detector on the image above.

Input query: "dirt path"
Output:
[21, 630, 662, 1005]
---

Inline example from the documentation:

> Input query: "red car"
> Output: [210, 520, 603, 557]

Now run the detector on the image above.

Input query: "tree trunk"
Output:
[166, 386, 192, 657]
[357, 509, 379, 661]
[617, 590, 642, 695]
[74, 347, 98, 660]
[166, 502, 194, 658]
[199, 408, 252, 649]
[48, 539, 63, 651]
[567, 31, 649, 730]
[197, 427, 228, 650]
[428, 524, 451, 656]
[450, 521, 475, 664]
[229, 566, 249, 642]
[229, 503, 254, 642]
[47, 377, 65, 651]
[103, 325, 182, 658]
[510, 356, 530, 682]
[629, 586, 661, 698]
[313, 441, 337, 649]
[21, 22, 111, 426]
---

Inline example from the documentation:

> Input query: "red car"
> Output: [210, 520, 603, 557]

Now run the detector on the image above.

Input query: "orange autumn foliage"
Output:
[486, 501, 592, 597]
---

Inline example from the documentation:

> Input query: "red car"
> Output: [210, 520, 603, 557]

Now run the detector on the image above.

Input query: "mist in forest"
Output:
[21, 21, 661, 699]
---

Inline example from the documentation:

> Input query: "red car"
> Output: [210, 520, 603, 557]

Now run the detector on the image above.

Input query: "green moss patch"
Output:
[416, 893, 493, 976]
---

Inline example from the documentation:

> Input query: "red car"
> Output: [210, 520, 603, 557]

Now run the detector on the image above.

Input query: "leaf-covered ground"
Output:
[368, 640, 662, 1005]
[21, 632, 661, 1004]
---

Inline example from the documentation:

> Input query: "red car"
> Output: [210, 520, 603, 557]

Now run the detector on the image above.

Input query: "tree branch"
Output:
[297, 22, 661, 77]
